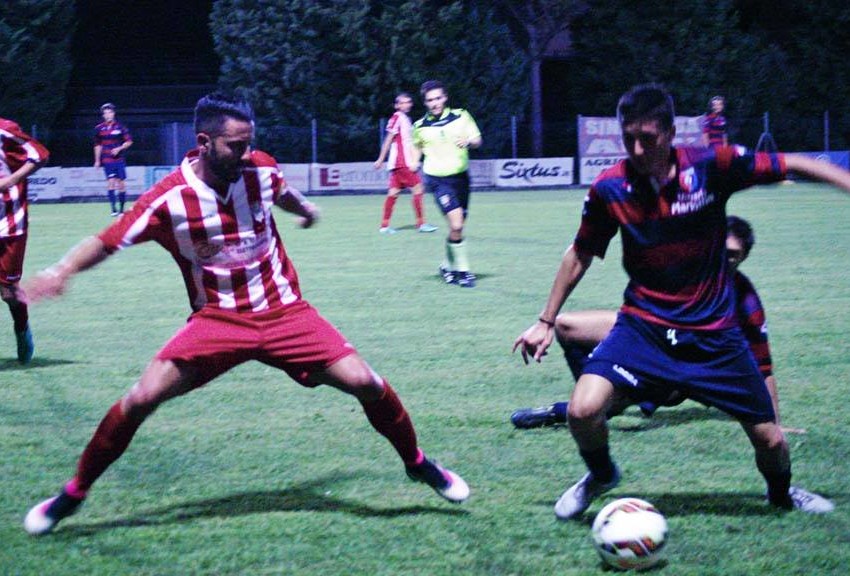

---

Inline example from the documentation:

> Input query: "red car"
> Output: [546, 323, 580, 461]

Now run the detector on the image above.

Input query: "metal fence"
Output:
[34, 111, 847, 168]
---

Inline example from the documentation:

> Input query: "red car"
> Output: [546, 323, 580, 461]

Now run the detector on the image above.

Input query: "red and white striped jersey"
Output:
[385, 111, 416, 170]
[0, 118, 50, 238]
[99, 149, 303, 314]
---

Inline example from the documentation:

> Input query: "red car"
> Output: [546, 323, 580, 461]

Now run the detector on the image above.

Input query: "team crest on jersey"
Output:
[671, 168, 715, 215]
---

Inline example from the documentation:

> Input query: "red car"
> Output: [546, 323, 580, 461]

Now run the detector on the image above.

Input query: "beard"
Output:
[208, 147, 244, 183]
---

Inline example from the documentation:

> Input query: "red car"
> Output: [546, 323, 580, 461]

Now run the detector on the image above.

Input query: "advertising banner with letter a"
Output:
[578, 116, 703, 185]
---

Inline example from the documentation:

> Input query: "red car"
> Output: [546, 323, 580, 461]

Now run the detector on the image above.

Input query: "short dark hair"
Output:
[727, 215, 755, 257]
[395, 92, 413, 104]
[193, 92, 254, 136]
[100, 103, 116, 112]
[710, 95, 725, 106]
[420, 80, 446, 98]
[616, 83, 675, 132]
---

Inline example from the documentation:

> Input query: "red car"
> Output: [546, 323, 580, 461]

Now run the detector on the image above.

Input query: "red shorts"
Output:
[156, 300, 358, 388]
[389, 167, 422, 190]
[0, 235, 27, 285]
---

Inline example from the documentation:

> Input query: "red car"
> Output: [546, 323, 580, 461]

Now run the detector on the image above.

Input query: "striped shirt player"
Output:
[373, 93, 435, 233]
[0, 117, 49, 363]
[701, 111, 727, 148]
[94, 103, 133, 215]
[516, 84, 850, 518]
[100, 149, 302, 314]
[22, 93, 469, 536]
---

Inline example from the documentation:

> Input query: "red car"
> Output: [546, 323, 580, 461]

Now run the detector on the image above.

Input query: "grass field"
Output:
[2, 185, 849, 575]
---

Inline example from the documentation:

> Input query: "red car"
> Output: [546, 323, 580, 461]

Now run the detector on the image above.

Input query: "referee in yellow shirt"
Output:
[412, 80, 482, 288]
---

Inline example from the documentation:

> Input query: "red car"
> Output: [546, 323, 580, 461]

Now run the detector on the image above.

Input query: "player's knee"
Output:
[567, 399, 605, 427]
[750, 423, 787, 452]
[340, 362, 384, 401]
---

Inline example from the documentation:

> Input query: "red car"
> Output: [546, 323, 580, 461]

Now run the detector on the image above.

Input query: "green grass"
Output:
[2, 185, 849, 575]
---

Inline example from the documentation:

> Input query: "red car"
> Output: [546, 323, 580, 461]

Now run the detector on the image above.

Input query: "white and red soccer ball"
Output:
[591, 497, 668, 571]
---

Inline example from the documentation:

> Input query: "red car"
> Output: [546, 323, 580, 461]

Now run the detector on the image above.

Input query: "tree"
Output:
[210, 0, 528, 162]
[491, 0, 587, 157]
[0, 1, 75, 131]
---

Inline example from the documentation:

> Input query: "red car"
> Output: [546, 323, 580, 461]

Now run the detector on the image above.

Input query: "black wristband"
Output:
[538, 316, 555, 327]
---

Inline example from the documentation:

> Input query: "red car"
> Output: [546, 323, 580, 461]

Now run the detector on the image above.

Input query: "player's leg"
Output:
[0, 237, 33, 363]
[555, 373, 622, 520]
[116, 178, 127, 213]
[410, 181, 436, 232]
[105, 173, 119, 215]
[379, 185, 400, 234]
[24, 310, 250, 534]
[309, 353, 469, 503]
[24, 358, 203, 535]
[512, 310, 619, 429]
[739, 420, 833, 513]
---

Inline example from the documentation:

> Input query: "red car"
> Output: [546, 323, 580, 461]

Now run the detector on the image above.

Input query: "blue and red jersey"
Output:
[94, 121, 132, 165]
[701, 112, 727, 148]
[734, 270, 772, 378]
[574, 146, 786, 330]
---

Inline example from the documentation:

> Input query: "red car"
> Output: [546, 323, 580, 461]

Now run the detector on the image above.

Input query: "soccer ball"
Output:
[591, 497, 668, 571]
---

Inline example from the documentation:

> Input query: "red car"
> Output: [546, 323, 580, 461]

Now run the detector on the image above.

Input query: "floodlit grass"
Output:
[2, 185, 849, 575]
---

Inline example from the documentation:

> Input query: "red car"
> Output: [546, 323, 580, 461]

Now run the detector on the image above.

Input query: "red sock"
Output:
[74, 401, 145, 492]
[359, 381, 419, 465]
[381, 196, 398, 227]
[412, 194, 425, 226]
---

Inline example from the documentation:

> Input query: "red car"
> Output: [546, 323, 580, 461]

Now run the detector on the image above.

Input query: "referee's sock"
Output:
[447, 238, 470, 272]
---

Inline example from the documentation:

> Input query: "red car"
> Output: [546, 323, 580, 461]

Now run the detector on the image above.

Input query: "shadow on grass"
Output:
[59, 473, 469, 537]
[0, 357, 77, 371]
[613, 406, 732, 432]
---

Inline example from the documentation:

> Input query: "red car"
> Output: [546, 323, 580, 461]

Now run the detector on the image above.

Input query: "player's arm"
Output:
[457, 111, 482, 149]
[112, 133, 134, 157]
[784, 154, 850, 194]
[274, 185, 320, 228]
[94, 144, 102, 167]
[0, 159, 44, 192]
[22, 236, 112, 303]
[374, 132, 394, 169]
[513, 245, 594, 363]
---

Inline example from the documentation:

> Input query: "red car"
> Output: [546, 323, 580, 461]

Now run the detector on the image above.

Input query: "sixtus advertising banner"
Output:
[577, 116, 703, 185]
[493, 158, 574, 188]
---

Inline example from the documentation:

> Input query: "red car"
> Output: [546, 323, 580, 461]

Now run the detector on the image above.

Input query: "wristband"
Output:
[538, 316, 555, 327]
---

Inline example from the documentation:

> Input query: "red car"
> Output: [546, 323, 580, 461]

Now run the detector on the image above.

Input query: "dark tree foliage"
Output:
[0, 1, 74, 131]
[210, 0, 528, 162]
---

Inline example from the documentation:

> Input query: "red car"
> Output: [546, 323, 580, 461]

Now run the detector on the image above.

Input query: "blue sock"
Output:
[579, 446, 616, 483]
[107, 190, 116, 211]
[118, 191, 126, 212]
[552, 402, 568, 422]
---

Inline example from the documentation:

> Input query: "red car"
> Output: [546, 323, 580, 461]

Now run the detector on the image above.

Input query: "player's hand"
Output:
[20, 267, 70, 304]
[0, 176, 11, 192]
[94, 161, 101, 168]
[373, 160, 384, 170]
[455, 137, 469, 149]
[512, 321, 554, 364]
[409, 161, 420, 172]
[110, 149, 120, 157]
[297, 201, 320, 229]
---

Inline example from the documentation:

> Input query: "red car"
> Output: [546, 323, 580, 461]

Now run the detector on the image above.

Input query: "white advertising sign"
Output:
[494, 157, 574, 188]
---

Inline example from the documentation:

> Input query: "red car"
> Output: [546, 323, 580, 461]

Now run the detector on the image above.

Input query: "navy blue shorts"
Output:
[583, 313, 775, 423]
[424, 172, 470, 217]
[103, 162, 127, 180]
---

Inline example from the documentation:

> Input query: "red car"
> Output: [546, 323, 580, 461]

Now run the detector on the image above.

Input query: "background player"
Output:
[702, 95, 728, 149]
[0, 117, 50, 364]
[412, 80, 481, 288]
[511, 216, 785, 429]
[513, 83, 850, 520]
[373, 92, 437, 234]
[23, 93, 469, 536]
[94, 103, 133, 216]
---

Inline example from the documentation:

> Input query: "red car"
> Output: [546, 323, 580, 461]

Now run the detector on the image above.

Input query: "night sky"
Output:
[71, 0, 218, 86]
